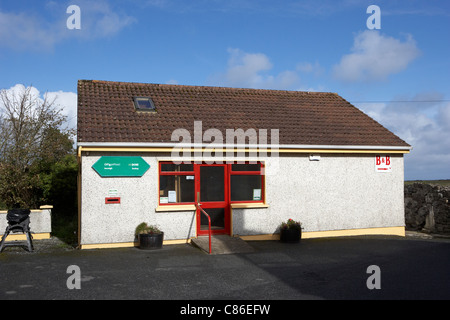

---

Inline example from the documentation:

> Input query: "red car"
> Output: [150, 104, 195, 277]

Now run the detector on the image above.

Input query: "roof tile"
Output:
[77, 80, 410, 148]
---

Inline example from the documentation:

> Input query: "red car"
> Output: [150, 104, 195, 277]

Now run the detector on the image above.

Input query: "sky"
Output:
[0, 0, 449, 180]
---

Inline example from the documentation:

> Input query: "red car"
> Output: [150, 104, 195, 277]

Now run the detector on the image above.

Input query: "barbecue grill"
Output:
[0, 208, 34, 252]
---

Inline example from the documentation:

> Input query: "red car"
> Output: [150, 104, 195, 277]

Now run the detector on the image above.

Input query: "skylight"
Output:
[133, 97, 156, 112]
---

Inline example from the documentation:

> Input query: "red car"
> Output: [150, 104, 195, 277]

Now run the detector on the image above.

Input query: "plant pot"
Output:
[280, 228, 301, 243]
[138, 232, 164, 250]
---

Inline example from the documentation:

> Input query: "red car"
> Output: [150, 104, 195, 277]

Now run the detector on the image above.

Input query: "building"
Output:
[77, 80, 411, 249]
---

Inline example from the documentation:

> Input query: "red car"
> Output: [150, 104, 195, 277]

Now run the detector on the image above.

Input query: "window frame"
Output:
[158, 162, 195, 206]
[228, 162, 265, 204]
[157, 161, 265, 207]
[133, 96, 156, 112]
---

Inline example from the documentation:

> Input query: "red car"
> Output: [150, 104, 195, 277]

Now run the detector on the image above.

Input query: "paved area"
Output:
[0, 235, 449, 303]
[191, 235, 255, 254]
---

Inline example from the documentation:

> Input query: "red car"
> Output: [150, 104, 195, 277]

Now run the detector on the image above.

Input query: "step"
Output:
[191, 235, 255, 255]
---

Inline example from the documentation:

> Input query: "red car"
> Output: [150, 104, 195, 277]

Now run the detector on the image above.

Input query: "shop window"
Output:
[159, 162, 195, 204]
[161, 163, 193, 172]
[158, 161, 265, 205]
[231, 164, 260, 171]
[230, 162, 264, 202]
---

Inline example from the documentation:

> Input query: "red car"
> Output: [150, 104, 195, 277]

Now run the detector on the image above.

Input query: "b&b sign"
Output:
[375, 155, 391, 172]
[92, 156, 150, 177]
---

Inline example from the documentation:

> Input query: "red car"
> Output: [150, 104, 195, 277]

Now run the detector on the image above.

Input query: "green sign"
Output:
[92, 156, 150, 177]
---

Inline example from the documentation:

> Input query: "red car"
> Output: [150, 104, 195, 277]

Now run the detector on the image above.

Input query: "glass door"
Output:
[196, 164, 229, 236]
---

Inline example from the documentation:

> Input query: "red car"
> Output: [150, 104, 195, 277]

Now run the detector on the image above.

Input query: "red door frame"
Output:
[195, 164, 230, 236]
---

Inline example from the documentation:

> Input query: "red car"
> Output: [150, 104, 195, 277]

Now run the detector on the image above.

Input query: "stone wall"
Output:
[405, 183, 450, 234]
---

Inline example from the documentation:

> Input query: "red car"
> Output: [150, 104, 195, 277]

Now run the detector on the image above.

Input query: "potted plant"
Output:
[135, 222, 164, 250]
[279, 218, 302, 243]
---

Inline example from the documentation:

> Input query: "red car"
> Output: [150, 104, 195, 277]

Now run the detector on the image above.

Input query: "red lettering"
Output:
[376, 156, 381, 165]
[386, 156, 390, 166]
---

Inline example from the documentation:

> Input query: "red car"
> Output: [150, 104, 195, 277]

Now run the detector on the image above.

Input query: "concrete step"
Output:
[191, 235, 255, 255]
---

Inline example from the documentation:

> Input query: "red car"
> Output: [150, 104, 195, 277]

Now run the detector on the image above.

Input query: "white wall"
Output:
[80, 152, 404, 245]
[0, 208, 52, 236]
[233, 153, 405, 236]
[80, 152, 196, 245]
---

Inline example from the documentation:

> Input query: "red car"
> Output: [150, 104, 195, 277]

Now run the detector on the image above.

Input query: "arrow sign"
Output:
[92, 156, 150, 177]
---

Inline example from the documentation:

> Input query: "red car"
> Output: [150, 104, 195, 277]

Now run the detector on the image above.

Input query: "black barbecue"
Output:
[0, 208, 33, 252]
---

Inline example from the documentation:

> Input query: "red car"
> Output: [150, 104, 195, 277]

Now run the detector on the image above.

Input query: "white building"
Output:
[77, 80, 411, 249]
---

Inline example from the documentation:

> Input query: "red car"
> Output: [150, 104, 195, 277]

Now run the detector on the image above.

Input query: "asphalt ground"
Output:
[0, 235, 449, 308]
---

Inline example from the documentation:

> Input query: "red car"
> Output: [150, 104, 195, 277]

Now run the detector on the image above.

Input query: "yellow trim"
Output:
[278, 149, 409, 154]
[301, 226, 405, 238]
[155, 204, 196, 212]
[230, 206, 233, 236]
[163, 239, 192, 245]
[0, 207, 53, 214]
[80, 238, 191, 250]
[78, 227, 405, 249]
[0, 232, 51, 241]
[239, 234, 280, 241]
[78, 146, 409, 154]
[231, 203, 269, 209]
[77, 147, 82, 249]
[238, 226, 405, 241]
[81, 242, 136, 250]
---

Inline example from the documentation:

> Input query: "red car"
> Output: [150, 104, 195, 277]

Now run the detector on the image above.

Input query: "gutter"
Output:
[77, 141, 412, 152]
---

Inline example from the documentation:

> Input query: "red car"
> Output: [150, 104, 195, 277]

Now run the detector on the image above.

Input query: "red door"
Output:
[195, 164, 230, 236]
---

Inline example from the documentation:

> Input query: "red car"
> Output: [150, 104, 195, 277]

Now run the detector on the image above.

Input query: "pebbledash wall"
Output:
[79, 151, 405, 249]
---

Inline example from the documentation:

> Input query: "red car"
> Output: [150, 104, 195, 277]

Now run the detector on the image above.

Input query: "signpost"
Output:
[92, 156, 150, 177]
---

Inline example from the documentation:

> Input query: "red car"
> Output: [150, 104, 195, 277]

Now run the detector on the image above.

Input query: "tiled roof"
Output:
[77, 80, 410, 148]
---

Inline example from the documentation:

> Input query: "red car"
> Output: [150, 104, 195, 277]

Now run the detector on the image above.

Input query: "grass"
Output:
[405, 180, 450, 186]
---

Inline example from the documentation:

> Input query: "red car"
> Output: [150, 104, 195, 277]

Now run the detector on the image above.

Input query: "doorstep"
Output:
[191, 235, 255, 255]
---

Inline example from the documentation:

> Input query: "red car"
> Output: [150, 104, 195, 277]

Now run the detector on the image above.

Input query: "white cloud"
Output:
[1, 84, 77, 130]
[209, 48, 329, 93]
[437, 102, 450, 130]
[358, 94, 450, 180]
[225, 48, 273, 88]
[216, 48, 300, 90]
[296, 61, 324, 76]
[0, 1, 136, 51]
[76, 1, 136, 39]
[0, 11, 56, 51]
[45, 90, 78, 130]
[333, 30, 421, 82]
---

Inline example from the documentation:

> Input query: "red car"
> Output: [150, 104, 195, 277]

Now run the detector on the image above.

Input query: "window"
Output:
[133, 97, 156, 112]
[158, 161, 265, 206]
[230, 162, 264, 202]
[159, 162, 195, 204]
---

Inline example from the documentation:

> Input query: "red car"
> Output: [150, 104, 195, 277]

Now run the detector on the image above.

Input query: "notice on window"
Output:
[160, 197, 168, 204]
[253, 189, 261, 201]
[375, 155, 392, 172]
[168, 190, 177, 203]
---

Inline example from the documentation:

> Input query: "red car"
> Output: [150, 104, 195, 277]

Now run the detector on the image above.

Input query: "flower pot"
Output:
[138, 232, 164, 250]
[280, 228, 301, 243]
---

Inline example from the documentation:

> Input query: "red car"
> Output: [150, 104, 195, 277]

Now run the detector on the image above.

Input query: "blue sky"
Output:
[0, 0, 449, 180]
